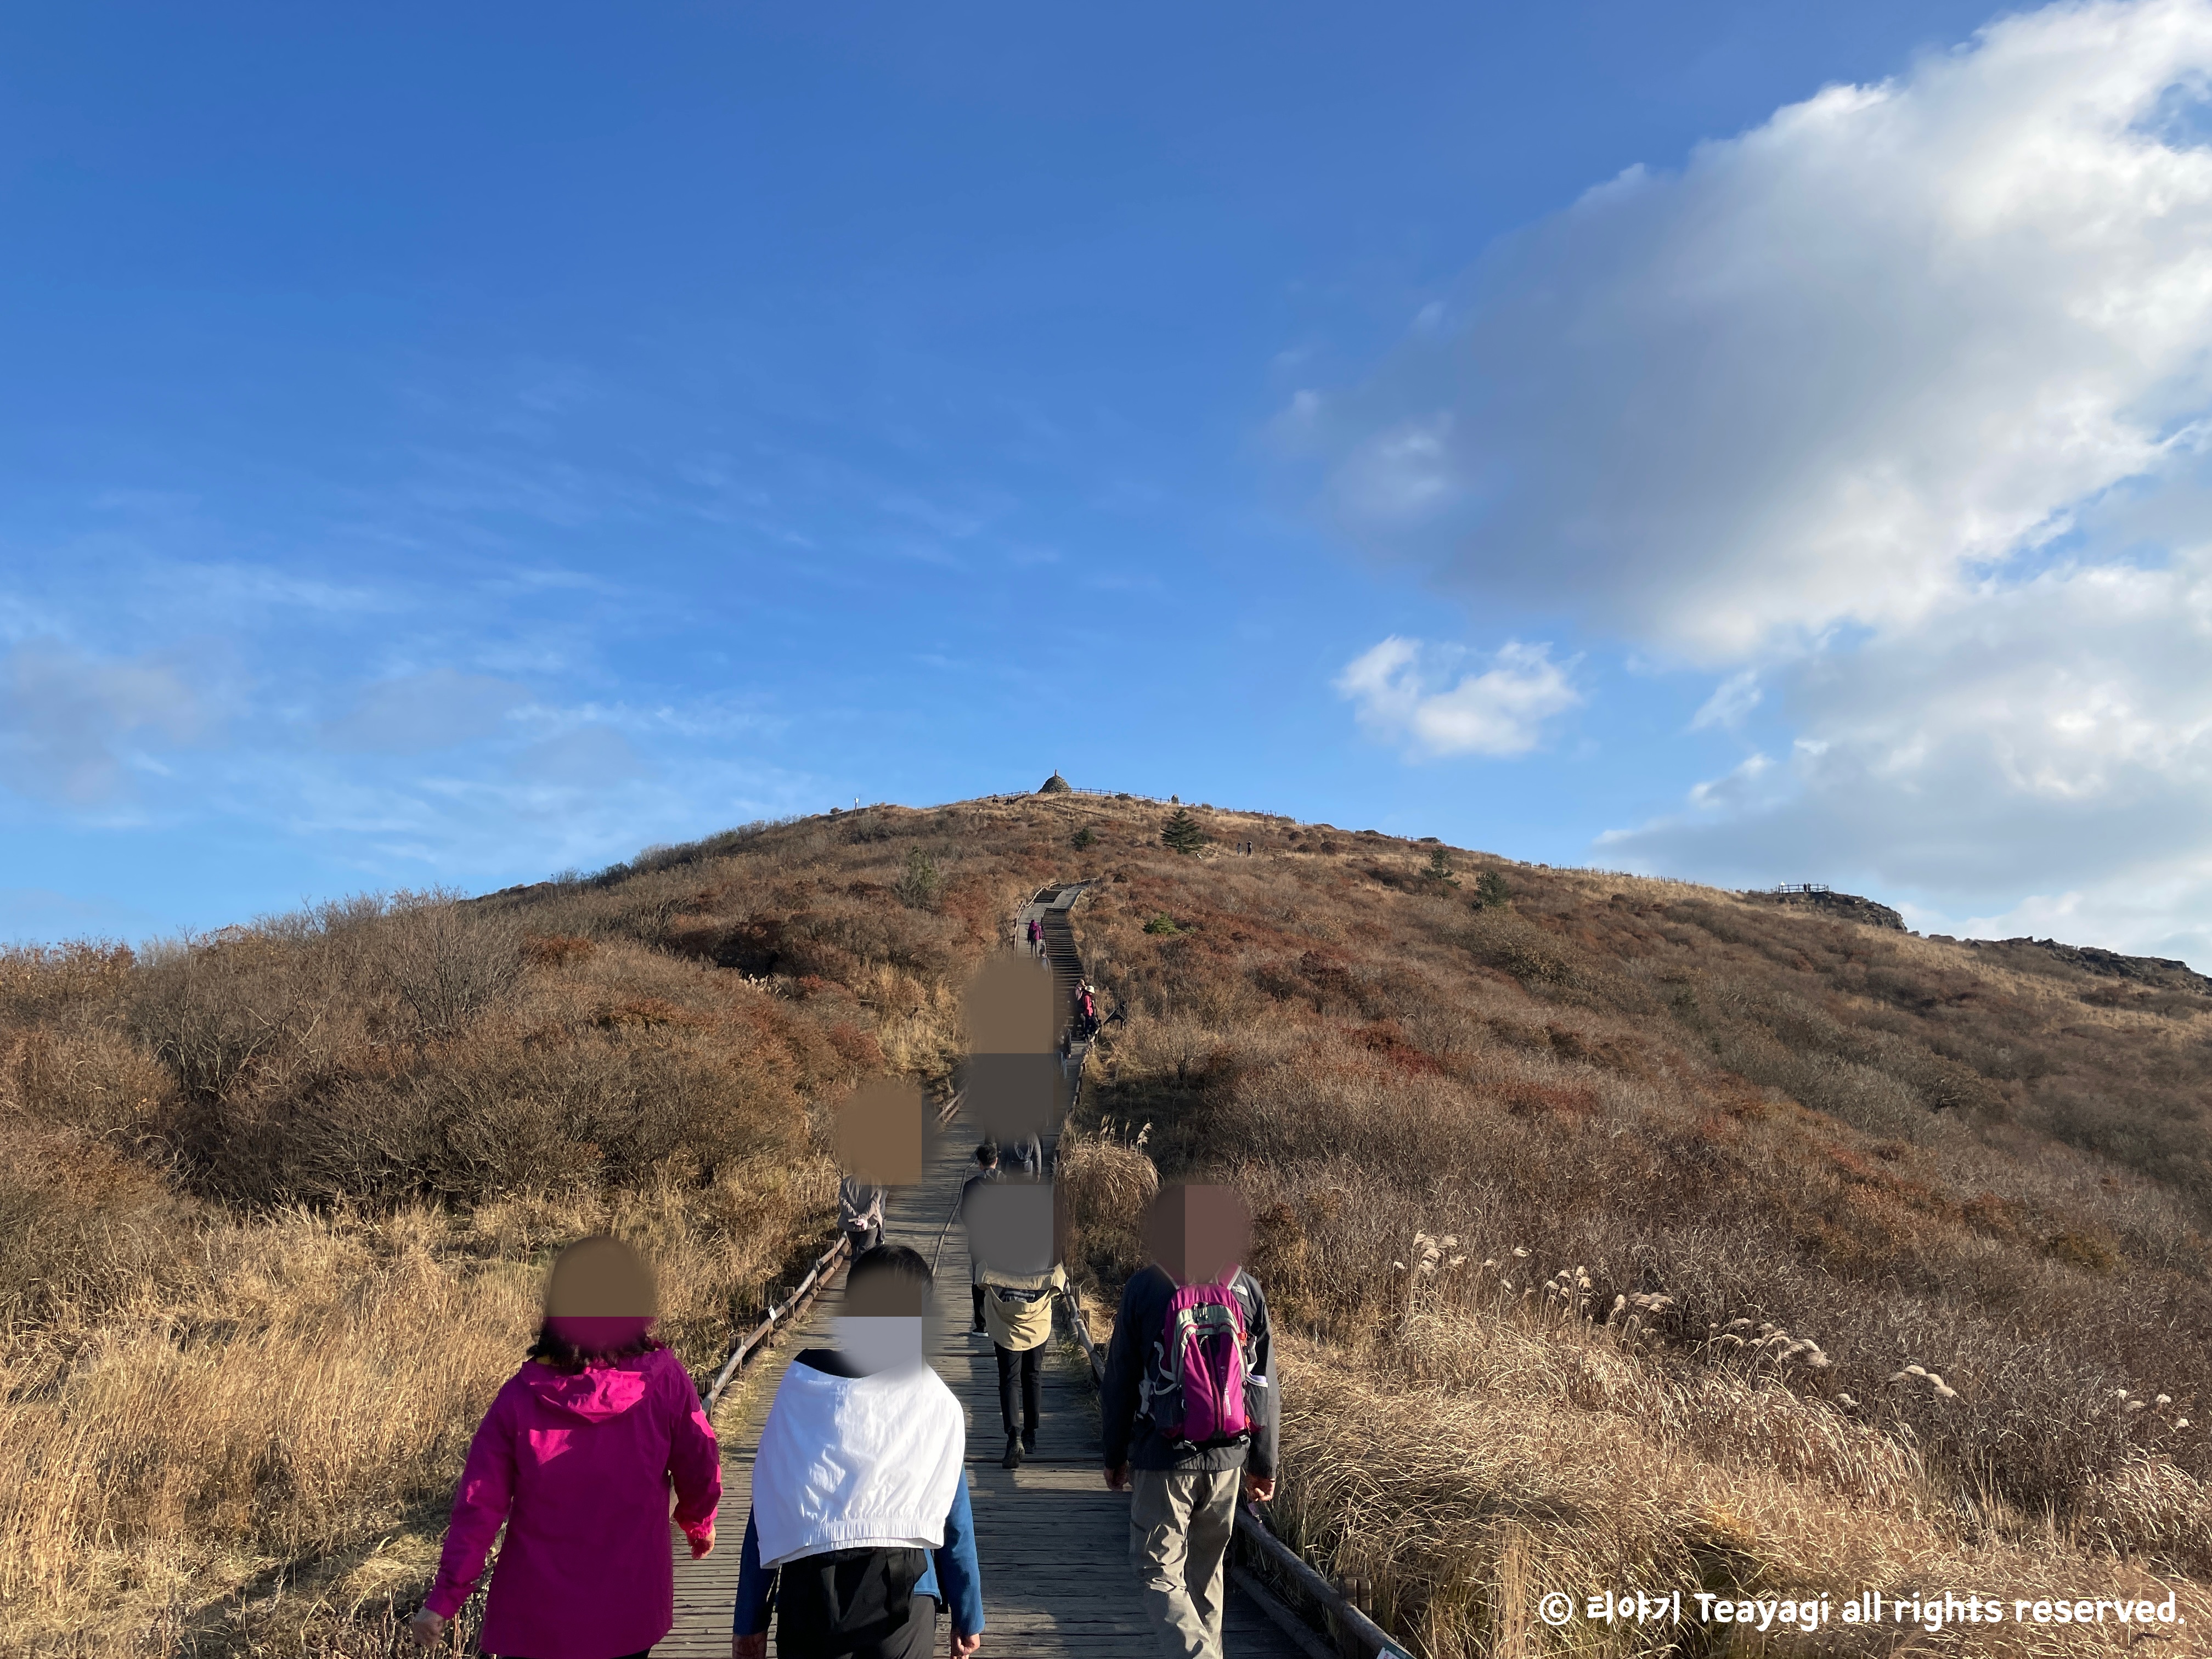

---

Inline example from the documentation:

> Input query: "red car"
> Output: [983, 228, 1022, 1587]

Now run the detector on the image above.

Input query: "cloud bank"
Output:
[1310, 0, 2212, 958]
[1304, 0, 2212, 659]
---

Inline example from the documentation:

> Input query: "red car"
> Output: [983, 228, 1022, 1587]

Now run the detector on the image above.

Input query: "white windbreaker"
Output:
[750, 1339, 965, 1571]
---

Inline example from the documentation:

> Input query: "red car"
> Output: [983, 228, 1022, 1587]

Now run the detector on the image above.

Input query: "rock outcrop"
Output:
[1743, 889, 1906, 931]
[1953, 936, 2212, 995]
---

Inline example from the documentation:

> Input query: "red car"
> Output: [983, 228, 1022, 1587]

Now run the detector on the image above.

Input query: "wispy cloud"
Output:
[1690, 670, 1762, 731]
[0, 641, 215, 805]
[320, 670, 534, 754]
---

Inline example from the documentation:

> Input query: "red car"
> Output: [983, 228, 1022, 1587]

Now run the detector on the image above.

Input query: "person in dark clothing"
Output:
[1099, 1189, 1278, 1659]
[958, 1144, 1000, 1334]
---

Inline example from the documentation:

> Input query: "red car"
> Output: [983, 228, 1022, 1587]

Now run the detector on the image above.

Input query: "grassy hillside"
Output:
[5, 791, 2209, 1655]
[1056, 800, 2212, 1656]
[0, 806, 1049, 1655]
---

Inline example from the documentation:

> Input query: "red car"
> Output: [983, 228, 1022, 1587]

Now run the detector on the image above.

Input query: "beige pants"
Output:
[1128, 1466, 1240, 1659]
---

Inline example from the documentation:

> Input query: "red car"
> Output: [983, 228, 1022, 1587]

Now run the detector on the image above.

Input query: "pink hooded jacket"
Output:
[426, 1346, 721, 1658]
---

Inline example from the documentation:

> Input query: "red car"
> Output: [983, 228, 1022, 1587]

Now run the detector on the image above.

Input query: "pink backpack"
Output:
[1153, 1274, 1251, 1447]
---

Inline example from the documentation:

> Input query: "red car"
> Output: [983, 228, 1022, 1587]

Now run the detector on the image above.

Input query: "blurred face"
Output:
[836, 1076, 924, 1186]
[546, 1235, 657, 1317]
[843, 1263, 930, 1318]
[1141, 1185, 1252, 1286]
[836, 1262, 933, 1374]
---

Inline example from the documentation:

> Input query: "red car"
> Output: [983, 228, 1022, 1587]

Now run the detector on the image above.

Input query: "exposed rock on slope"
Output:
[1956, 935, 2212, 995]
[1741, 887, 1906, 931]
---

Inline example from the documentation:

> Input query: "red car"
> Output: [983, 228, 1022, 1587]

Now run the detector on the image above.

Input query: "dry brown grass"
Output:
[0, 1136, 838, 1655]
[1060, 802, 2212, 1655]
[0, 803, 1082, 1654]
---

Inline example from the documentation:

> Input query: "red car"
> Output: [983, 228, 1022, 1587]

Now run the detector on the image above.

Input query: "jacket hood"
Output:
[520, 1352, 657, 1422]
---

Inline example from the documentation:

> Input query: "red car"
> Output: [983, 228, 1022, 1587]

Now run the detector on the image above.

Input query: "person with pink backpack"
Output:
[1099, 1186, 1278, 1659]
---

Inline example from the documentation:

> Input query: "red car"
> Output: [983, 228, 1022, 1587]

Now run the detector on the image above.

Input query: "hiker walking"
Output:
[411, 1237, 720, 1658]
[839, 1169, 888, 1256]
[1077, 984, 1099, 1038]
[1100, 1187, 1278, 1659]
[959, 1143, 1001, 1334]
[732, 1245, 984, 1659]
[981, 1259, 1067, 1469]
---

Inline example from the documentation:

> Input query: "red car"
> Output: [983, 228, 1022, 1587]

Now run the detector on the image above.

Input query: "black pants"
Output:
[847, 1222, 881, 1256]
[996, 1341, 1041, 1438]
[776, 1547, 936, 1659]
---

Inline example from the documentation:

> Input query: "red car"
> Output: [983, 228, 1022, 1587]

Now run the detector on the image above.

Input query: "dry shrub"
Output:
[7, 1023, 172, 1146]
[0, 1114, 195, 1348]
[0, 942, 138, 1024]
[1056, 1121, 1159, 1291]
[380, 895, 525, 1041]
[201, 1024, 814, 1206]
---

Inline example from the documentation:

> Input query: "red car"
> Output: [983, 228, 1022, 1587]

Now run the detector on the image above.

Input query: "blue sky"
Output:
[8, 0, 2212, 964]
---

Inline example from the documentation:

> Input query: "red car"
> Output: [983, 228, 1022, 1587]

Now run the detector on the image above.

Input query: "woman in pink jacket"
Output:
[411, 1237, 722, 1659]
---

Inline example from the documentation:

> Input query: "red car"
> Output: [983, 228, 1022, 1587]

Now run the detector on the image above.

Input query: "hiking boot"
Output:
[1002, 1435, 1023, 1469]
[1021, 1426, 1037, 1454]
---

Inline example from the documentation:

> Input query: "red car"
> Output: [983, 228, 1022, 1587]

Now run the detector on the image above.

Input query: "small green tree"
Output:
[1073, 825, 1096, 850]
[1474, 870, 1510, 910]
[1423, 848, 1459, 887]
[1161, 809, 1206, 855]
[894, 848, 943, 910]
[1143, 914, 1181, 935]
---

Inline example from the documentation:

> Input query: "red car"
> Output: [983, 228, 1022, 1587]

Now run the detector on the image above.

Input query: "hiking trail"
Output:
[661, 883, 1300, 1656]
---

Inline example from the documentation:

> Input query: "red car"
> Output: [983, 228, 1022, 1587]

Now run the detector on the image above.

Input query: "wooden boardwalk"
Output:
[663, 891, 1299, 1657]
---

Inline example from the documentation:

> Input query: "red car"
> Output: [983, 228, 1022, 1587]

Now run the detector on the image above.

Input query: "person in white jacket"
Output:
[732, 1245, 985, 1659]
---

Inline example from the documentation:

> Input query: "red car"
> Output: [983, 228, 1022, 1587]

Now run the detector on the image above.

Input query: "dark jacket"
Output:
[1100, 1264, 1277, 1479]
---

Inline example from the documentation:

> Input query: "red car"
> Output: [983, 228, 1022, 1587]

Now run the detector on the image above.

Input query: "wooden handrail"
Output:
[699, 1085, 965, 1418]
[1058, 1279, 1408, 1658]
[1236, 1504, 1417, 1659]
[701, 1233, 849, 1417]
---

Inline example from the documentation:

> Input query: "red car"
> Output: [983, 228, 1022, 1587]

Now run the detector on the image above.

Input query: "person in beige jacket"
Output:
[981, 1259, 1066, 1469]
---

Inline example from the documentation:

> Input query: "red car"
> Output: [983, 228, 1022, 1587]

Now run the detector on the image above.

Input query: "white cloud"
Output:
[1304, 0, 2212, 963]
[1685, 750, 1776, 810]
[1336, 636, 1583, 757]
[1299, 0, 2212, 662]
[1601, 548, 2212, 955]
